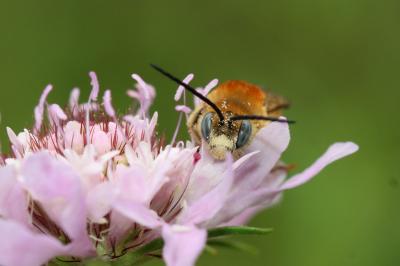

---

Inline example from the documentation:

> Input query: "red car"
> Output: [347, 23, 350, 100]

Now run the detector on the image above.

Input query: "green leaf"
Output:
[207, 239, 258, 255]
[204, 245, 219, 255]
[207, 226, 273, 238]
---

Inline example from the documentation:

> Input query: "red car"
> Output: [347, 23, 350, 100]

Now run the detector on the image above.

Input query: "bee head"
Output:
[199, 111, 254, 160]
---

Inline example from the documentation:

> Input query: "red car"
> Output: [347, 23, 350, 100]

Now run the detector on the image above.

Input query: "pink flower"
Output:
[0, 71, 358, 266]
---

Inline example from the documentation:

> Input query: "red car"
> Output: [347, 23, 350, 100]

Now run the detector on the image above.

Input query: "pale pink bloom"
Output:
[34, 84, 52, 131]
[175, 105, 192, 114]
[0, 72, 358, 266]
[174, 73, 194, 101]
[128, 74, 156, 116]
[103, 90, 116, 118]
[194, 78, 218, 107]
[89, 71, 99, 102]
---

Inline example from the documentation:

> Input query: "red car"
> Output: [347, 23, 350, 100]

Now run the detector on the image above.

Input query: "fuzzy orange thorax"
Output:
[206, 80, 267, 116]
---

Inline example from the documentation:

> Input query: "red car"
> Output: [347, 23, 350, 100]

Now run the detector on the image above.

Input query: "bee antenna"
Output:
[230, 115, 296, 124]
[150, 64, 225, 121]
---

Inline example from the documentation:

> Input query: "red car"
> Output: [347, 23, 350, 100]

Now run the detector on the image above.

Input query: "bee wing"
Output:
[265, 92, 290, 116]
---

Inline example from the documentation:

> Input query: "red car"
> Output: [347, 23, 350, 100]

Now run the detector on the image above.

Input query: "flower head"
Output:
[0, 71, 358, 266]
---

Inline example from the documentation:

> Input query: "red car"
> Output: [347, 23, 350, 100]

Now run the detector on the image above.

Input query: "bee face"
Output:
[193, 111, 254, 160]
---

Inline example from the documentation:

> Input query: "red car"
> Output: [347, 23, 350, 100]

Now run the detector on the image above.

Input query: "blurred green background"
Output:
[0, 0, 399, 265]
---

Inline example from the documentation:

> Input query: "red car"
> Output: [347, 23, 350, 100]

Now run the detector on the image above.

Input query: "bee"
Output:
[151, 64, 294, 160]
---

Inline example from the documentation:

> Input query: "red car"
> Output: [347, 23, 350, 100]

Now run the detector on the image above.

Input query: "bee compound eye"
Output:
[236, 120, 252, 148]
[201, 112, 213, 141]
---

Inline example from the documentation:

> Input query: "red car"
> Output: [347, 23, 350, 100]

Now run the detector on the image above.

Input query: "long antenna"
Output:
[150, 64, 224, 121]
[230, 115, 295, 124]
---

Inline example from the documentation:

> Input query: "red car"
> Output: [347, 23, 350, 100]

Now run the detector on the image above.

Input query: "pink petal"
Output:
[162, 224, 207, 266]
[69, 87, 80, 109]
[212, 178, 284, 227]
[89, 71, 99, 101]
[20, 152, 94, 257]
[132, 74, 150, 99]
[113, 156, 173, 233]
[86, 181, 115, 223]
[148, 112, 158, 139]
[194, 78, 218, 106]
[92, 128, 111, 155]
[34, 84, 52, 130]
[0, 219, 67, 266]
[0, 166, 29, 226]
[174, 73, 194, 101]
[113, 200, 162, 229]
[115, 145, 171, 204]
[279, 142, 359, 190]
[221, 171, 285, 226]
[127, 89, 139, 99]
[232, 150, 259, 169]
[222, 206, 261, 226]
[180, 154, 233, 225]
[203, 78, 218, 95]
[175, 105, 192, 114]
[131, 74, 156, 114]
[107, 122, 125, 149]
[6, 127, 24, 156]
[150, 148, 198, 216]
[184, 143, 232, 202]
[48, 104, 67, 126]
[114, 165, 149, 203]
[48, 104, 67, 120]
[235, 121, 290, 190]
[123, 115, 146, 137]
[103, 90, 116, 117]
[64, 121, 84, 153]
